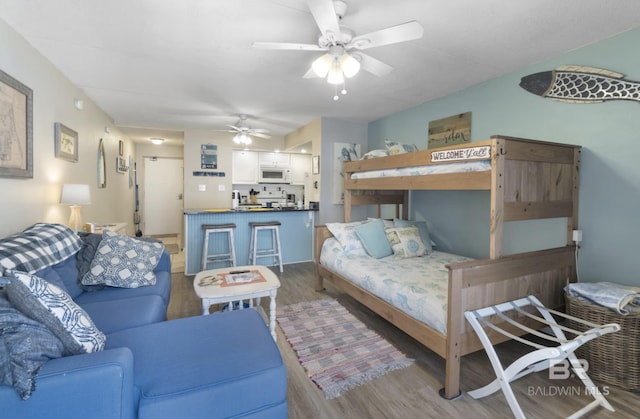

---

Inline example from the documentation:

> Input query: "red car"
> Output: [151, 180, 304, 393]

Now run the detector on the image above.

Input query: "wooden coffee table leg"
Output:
[269, 290, 277, 341]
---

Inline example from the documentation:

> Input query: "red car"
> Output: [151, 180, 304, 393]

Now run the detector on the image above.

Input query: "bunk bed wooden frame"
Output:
[315, 135, 581, 399]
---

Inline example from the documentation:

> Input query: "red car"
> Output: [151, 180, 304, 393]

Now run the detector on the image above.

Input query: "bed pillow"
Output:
[385, 226, 427, 258]
[326, 221, 367, 256]
[0, 291, 64, 400]
[394, 219, 433, 254]
[385, 139, 418, 155]
[5, 270, 106, 356]
[354, 219, 393, 259]
[361, 149, 389, 159]
[81, 230, 164, 288]
[367, 217, 395, 228]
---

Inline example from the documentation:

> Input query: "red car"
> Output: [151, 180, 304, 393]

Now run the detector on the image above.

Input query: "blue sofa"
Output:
[0, 224, 287, 418]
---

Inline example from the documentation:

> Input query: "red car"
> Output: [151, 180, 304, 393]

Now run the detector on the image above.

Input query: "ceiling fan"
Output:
[253, 0, 424, 100]
[215, 115, 271, 145]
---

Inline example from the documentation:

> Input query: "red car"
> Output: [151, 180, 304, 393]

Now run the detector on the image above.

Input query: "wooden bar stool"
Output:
[248, 221, 283, 272]
[201, 223, 236, 270]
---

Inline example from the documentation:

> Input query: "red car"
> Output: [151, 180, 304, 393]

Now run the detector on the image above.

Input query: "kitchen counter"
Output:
[184, 207, 317, 214]
[183, 208, 316, 275]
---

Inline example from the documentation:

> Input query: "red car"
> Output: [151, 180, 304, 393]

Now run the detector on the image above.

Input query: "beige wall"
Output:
[285, 118, 321, 203]
[0, 19, 136, 237]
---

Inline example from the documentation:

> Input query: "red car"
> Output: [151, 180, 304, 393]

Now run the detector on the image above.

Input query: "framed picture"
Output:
[312, 155, 320, 174]
[116, 156, 128, 173]
[0, 69, 33, 178]
[118, 140, 124, 156]
[54, 122, 78, 162]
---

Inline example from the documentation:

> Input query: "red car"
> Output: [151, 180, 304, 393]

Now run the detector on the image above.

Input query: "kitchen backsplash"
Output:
[232, 184, 304, 204]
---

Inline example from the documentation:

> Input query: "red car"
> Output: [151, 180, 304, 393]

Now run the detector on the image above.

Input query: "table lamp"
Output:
[60, 184, 91, 232]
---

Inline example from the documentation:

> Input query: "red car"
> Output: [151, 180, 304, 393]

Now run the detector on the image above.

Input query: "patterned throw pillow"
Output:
[326, 221, 368, 256]
[81, 230, 164, 288]
[393, 219, 433, 255]
[5, 271, 105, 356]
[384, 139, 418, 155]
[385, 226, 427, 258]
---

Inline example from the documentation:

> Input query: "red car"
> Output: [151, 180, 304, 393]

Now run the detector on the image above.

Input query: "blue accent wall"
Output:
[368, 28, 640, 285]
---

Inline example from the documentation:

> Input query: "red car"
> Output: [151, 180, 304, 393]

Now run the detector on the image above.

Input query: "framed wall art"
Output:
[54, 122, 79, 162]
[0, 68, 33, 178]
[312, 155, 320, 174]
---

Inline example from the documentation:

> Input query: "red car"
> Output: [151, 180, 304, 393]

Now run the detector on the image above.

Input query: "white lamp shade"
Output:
[312, 53, 333, 78]
[60, 184, 91, 205]
[327, 61, 345, 85]
[339, 53, 360, 78]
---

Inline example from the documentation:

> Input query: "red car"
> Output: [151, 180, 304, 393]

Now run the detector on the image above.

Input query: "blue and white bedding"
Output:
[320, 237, 472, 334]
[350, 160, 490, 180]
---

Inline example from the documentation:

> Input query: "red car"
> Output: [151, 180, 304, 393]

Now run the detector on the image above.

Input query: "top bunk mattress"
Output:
[350, 160, 491, 179]
[320, 237, 472, 334]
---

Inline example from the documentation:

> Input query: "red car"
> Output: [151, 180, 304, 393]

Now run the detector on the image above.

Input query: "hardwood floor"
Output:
[167, 262, 639, 418]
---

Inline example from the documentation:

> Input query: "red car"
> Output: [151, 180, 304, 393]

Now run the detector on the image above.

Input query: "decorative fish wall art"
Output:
[519, 65, 640, 103]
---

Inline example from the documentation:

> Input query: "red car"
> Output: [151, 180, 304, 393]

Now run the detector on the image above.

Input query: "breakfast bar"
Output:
[184, 208, 316, 275]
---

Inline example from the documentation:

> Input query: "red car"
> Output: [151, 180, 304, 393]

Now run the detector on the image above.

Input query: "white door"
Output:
[143, 157, 183, 236]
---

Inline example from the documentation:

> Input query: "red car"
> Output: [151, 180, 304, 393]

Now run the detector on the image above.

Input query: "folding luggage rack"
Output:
[465, 295, 620, 419]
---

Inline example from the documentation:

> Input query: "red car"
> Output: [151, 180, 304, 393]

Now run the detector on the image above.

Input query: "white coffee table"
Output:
[193, 265, 280, 341]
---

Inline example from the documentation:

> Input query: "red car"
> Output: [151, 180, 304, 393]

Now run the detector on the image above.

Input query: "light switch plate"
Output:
[218, 184, 225, 191]
[198, 184, 206, 192]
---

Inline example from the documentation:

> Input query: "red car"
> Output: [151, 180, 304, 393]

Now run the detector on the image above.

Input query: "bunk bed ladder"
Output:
[464, 295, 619, 419]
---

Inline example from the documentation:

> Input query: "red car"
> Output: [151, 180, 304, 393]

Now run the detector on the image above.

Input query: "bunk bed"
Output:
[314, 135, 581, 399]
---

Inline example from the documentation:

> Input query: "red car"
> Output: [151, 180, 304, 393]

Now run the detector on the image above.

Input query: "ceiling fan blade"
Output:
[354, 52, 394, 77]
[349, 21, 424, 50]
[302, 67, 319, 79]
[308, 0, 340, 36]
[250, 128, 270, 134]
[252, 132, 272, 139]
[213, 129, 237, 133]
[252, 42, 325, 51]
[227, 125, 241, 131]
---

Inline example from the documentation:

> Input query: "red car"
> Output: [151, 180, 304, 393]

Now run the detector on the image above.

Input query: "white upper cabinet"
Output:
[290, 154, 311, 185]
[259, 152, 290, 167]
[232, 150, 259, 184]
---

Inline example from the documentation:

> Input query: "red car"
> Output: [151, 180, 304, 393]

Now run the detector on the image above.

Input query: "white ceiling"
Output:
[2, 0, 640, 145]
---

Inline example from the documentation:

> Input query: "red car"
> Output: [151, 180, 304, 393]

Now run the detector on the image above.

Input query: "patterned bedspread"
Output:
[320, 238, 472, 334]
[350, 160, 490, 179]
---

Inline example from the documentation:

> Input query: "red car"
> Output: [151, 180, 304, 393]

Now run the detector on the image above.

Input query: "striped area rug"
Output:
[277, 299, 414, 399]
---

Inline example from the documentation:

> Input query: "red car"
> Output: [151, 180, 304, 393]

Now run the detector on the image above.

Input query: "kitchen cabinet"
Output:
[232, 150, 259, 184]
[290, 153, 311, 185]
[259, 152, 290, 167]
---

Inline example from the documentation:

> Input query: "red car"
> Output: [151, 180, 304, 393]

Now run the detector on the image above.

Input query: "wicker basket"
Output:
[566, 293, 640, 391]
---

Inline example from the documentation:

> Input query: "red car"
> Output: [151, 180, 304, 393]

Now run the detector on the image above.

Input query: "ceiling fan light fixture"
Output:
[327, 60, 345, 84]
[150, 137, 165, 145]
[233, 133, 252, 145]
[339, 53, 360, 78]
[312, 53, 333, 78]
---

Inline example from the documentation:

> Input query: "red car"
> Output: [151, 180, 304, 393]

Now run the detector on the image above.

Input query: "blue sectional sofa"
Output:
[0, 223, 287, 418]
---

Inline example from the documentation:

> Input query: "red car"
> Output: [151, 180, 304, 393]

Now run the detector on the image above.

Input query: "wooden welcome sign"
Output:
[427, 112, 471, 149]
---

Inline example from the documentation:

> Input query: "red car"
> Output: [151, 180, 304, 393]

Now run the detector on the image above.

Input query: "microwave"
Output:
[259, 166, 291, 184]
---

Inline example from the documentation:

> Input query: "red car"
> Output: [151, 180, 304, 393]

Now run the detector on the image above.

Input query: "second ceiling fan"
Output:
[253, 0, 424, 100]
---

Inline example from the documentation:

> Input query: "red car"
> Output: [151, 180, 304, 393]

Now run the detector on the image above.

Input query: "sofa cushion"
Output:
[6, 271, 106, 356]
[81, 295, 167, 334]
[0, 223, 82, 275]
[0, 291, 64, 400]
[82, 230, 164, 288]
[105, 310, 287, 419]
[75, 271, 171, 306]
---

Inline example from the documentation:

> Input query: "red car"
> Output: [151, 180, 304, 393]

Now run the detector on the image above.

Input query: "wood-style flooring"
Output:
[167, 262, 639, 419]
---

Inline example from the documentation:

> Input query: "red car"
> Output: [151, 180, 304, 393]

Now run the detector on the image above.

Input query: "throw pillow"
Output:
[326, 221, 367, 256]
[361, 149, 389, 159]
[354, 219, 393, 259]
[81, 230, 164, 288]
[385, 226, 427, 258]
[0, 291, 64, 400]
[384, 139, 418, 155]
[5, 271, 106, 356]
[76, 232, 105, 291]
[394, 219, 433, 254]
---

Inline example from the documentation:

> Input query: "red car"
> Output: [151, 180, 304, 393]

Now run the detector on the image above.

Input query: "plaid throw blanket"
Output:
[0, 223, 83, 275]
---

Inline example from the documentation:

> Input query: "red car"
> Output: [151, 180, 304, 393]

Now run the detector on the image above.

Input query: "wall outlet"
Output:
[218, 184, 225, 192]
[572, 230, 582, 243]
[198, 184, 206, 192]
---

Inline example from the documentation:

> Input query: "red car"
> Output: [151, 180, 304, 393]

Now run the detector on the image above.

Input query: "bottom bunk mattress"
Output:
[320, 237, 472, 334]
